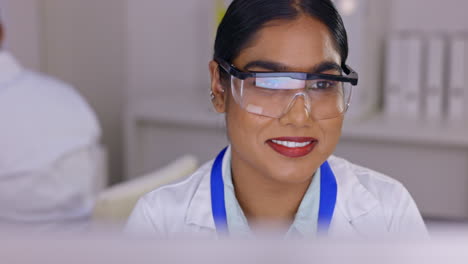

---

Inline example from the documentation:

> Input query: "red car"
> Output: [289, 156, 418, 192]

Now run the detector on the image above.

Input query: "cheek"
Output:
[225, 95, 261, 145]
[316, 117, 343, 155]
[225, 94, 272, 160]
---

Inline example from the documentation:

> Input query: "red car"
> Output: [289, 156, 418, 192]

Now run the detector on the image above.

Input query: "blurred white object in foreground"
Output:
[1, 227, 468, 264]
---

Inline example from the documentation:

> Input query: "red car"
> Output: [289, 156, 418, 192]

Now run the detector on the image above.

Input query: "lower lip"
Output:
[266, 140, 317, 158]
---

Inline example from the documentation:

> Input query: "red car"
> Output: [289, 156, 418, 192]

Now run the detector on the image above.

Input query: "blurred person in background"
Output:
[0, 19, 102, 230]
[126, 0, 427, 238]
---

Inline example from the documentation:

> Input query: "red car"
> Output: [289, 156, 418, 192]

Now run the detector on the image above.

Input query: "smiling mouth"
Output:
[266, 137, 318, 158]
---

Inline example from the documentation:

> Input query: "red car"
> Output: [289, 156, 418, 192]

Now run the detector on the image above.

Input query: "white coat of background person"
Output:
[0, 21, 102, 229]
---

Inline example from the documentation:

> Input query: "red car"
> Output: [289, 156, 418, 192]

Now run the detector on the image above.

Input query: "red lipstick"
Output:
[266, 137, 317, 158]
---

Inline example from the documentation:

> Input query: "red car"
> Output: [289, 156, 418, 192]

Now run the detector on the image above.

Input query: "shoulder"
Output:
[126, 161, 214, 236]
[328, 155, 427, 235]
[22, 70, 72, 88]
[329, 155, 407, 199]
[141, 160, 211, 212]
[0, 70, 100, 138]
[11, 71, 77, 99]
[21, 71, 96, 114]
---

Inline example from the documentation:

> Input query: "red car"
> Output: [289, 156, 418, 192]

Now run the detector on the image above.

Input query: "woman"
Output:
[126, 0, 427, 238]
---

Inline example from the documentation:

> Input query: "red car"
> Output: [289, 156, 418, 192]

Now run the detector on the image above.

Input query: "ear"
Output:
[209, 60, 227, 113]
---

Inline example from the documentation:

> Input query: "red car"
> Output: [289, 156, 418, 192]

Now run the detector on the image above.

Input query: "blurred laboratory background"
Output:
[1, 0, 468, 228]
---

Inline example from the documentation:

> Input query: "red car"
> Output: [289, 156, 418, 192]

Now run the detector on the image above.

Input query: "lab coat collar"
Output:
[0, 51, 22, 86]
[329, 156, 380, 221]
[185, 159, 217, 230]
[185, 148, 380, 232]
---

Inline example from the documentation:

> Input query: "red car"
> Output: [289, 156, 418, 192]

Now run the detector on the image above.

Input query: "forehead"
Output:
[233, 16, 340, 71]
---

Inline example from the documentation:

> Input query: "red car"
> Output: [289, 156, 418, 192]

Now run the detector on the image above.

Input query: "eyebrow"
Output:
[243, 60, 342, 74]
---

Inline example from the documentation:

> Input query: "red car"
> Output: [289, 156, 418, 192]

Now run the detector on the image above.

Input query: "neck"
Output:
[231, 151, 312, 230]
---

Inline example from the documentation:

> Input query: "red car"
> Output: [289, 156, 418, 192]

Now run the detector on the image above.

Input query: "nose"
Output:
[278, 93, 311, 127]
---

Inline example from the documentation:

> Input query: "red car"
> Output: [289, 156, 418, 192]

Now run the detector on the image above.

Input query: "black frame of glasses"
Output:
[216, 58, 359, 86]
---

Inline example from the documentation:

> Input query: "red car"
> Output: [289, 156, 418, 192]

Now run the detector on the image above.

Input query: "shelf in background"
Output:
[342, 114, 468, 148]
[128, 96, 225, 129]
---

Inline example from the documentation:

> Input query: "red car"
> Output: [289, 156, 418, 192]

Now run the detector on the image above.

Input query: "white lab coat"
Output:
[0, 51, 101, 227]
[126, 149, 428, 238]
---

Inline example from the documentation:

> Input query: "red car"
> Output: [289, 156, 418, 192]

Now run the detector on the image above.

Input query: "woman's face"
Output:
[209, 16, 343, 184]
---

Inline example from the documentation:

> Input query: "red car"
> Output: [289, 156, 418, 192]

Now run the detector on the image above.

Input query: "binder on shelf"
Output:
[448, 36, 467, 122]
[400, 35, 424, 119]
[384, 36, 403, 117]
[425, 35, 446, 121]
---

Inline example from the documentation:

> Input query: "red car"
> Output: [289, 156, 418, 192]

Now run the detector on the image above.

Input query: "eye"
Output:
[310, 80, 336, 90]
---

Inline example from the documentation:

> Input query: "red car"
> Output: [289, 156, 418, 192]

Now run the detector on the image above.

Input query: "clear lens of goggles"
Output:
[230, 75, 352, 120]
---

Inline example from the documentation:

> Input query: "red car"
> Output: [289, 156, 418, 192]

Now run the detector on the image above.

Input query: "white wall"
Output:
[41, 0, 126, 184]
[126, 0, 214, 101]
[0, 0, 41, 70]
[392, 0, 468, 32]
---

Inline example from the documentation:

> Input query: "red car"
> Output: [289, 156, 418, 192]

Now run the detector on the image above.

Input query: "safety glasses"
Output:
[216, 58, 359, 120]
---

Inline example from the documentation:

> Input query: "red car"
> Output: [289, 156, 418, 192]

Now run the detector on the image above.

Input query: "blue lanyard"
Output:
[210, 147, 338, 235]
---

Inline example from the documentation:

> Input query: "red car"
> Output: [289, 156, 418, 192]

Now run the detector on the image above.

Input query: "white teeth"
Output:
[271, 140, 312, 148]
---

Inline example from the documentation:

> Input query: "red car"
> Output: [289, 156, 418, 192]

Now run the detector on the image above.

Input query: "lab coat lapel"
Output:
[328, 156, 387, 236]
[185, 160, 216, 232]
[185, 147, 233, 233]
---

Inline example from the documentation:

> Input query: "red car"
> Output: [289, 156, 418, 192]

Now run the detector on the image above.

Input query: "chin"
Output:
[269, 168, 315, 185]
